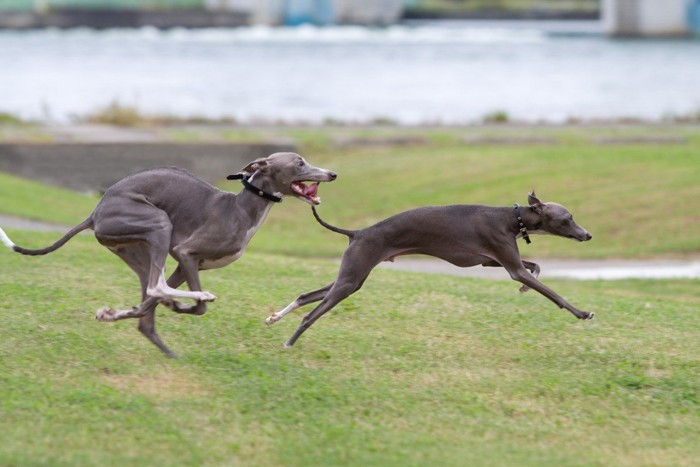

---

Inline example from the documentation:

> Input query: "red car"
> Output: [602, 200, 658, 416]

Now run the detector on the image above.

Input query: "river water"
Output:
[1, 20, 700, 124]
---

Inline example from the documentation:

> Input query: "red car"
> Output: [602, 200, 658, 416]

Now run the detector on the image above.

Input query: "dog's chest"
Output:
[200, 251, 243, 269]
[199, 205, 272, 270]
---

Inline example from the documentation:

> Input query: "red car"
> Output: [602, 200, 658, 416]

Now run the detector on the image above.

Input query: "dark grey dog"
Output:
[0, 152, 336, 356]
[266, 192, 593, 347]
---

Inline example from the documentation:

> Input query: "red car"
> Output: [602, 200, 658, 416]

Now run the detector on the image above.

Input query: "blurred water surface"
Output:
[1, 20, 699, 123]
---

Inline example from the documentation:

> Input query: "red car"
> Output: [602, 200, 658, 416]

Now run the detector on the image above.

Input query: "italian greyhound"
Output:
[0, 152, 336, 357]
[266, 192, 594, 347]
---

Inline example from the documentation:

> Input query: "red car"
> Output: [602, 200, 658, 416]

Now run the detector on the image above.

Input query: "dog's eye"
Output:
[297, 159, 305, 167]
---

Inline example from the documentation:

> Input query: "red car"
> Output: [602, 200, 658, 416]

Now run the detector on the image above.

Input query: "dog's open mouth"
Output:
[291, 181, 321, 205]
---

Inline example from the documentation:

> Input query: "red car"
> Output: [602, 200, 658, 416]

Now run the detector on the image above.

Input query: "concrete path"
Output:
[0, 214, 74, 232]
[379, 257, 700, 280]
[43, 124, 161, 143]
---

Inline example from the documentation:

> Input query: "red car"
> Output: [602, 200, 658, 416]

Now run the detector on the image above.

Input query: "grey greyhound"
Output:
[0, 152, 336, 357]
[266, 192, 594, 347]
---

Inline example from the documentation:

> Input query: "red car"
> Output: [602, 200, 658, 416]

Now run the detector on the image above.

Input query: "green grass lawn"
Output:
[4, 125, 699, 259]
[251, 136, 700, 259]
[0, 233, 698, 465]
[1, 125, 699, 465]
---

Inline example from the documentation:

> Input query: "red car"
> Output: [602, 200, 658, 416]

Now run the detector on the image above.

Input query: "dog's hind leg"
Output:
[103, 250, 208, 316]
[94, 241, 177, 356]
[284, 277, 366, 347]
[96, 240, 157, 322]
[137, 309, 176, 358]
[285, 246, 378, 347]
[266, 282, 335, 325]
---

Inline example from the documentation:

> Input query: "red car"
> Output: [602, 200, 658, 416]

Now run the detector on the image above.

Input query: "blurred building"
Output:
[0, 0, 404, 27]
[603, 0, 700, 36]
[204, 0, 404, 26]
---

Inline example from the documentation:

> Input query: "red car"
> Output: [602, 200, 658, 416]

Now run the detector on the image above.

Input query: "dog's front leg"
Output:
[157, 265, 208, 315]
[518, 260, 541, 293]
[510, 267, 594, 320]
[496, 253, 594, 320]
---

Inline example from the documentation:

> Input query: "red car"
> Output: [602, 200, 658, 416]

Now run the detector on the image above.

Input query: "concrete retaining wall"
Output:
[0, 8, 248, 29]
[0, 143, 295, 192]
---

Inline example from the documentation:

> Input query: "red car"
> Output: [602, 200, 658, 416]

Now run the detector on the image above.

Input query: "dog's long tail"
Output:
[311, 206, 356, 239]
[1, 217, 93, 256]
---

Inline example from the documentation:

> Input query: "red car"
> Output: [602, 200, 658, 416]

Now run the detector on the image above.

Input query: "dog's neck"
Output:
[229, 192, 273, 246]
[239, 172, 283, 203]
[232, 173, 280, 225]
[512, 205, 543, 240]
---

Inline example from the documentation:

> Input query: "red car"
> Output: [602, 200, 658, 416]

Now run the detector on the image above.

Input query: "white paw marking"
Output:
[265, 314, 281, 326]
[196, 291, 217, 302]
[95, 306, 116, 321]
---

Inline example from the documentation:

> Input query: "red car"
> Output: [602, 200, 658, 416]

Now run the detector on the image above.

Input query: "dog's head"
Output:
[528, 191, 592, 242]
[229, 152, 337, 205]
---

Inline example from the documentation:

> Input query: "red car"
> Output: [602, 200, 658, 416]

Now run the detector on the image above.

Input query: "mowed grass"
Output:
[0, 171, 98, 226]
[249, 127, 700, 259]
[1, 125, 699, 465]
[2, 125, 700, 259]
[1, 233, 698, 466]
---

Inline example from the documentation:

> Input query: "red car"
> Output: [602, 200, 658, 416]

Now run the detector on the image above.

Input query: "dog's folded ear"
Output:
[528, 190, 546, 213]
[231, 157, 270, 180]
[228, 157, 269, 180]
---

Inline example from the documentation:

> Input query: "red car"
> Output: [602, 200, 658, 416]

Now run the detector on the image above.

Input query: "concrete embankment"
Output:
[0, 142, 295, 192]
[0, 8, 248, 29]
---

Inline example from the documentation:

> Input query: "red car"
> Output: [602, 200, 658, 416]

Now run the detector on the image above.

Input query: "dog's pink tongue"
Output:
[307, 182, 319, 197]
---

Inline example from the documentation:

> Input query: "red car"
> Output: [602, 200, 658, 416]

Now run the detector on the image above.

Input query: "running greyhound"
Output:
[266, 192, 593, 347]
[0, 152, 337, 357]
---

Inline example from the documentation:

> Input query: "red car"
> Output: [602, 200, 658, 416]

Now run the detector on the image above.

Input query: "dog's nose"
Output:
[328, 171, 338, 180]
[586, 232, 592, 241]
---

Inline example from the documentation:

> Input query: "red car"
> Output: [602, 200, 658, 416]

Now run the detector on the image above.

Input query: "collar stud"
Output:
[514, 204, 532, 245]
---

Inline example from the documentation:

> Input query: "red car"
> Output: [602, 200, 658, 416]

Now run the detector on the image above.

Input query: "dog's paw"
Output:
[578, 311, 595, 320]
[519, 285, 531, 293]
[95, 306, 117, 322]
[265, 314, 281, 326]
[196, 291, 217, 302]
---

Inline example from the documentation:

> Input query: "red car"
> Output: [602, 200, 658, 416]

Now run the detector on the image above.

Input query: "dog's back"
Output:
[315, 204, 509, 248]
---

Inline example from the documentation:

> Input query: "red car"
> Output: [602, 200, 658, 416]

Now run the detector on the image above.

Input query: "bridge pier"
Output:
[602, 0, 694, 37]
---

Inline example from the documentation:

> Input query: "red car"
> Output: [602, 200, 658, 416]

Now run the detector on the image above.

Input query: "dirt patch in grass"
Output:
[101, 368, 210, 399]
